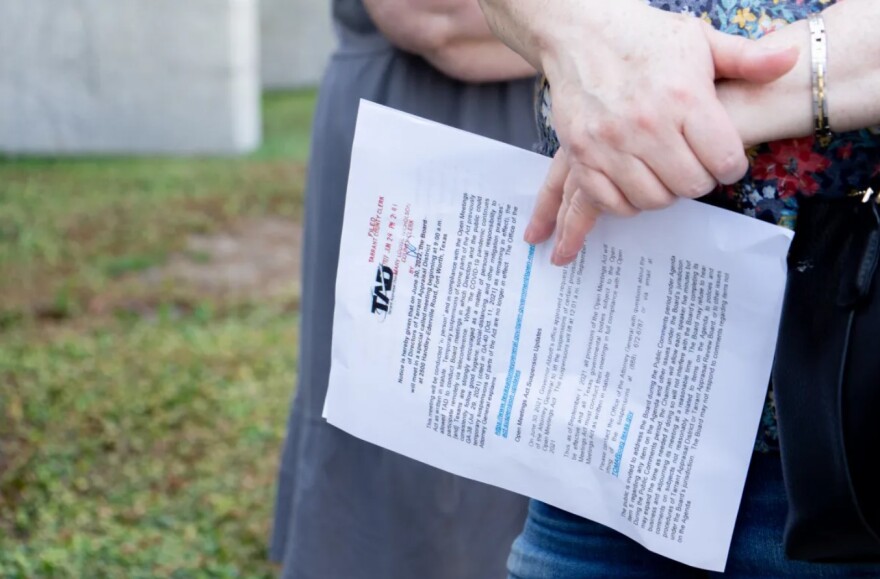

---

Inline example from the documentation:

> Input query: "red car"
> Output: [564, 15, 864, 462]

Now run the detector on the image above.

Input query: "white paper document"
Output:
[324, 101, 793, 571]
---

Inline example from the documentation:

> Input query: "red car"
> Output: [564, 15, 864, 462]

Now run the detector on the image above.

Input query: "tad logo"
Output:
[371, 265, 394, 319]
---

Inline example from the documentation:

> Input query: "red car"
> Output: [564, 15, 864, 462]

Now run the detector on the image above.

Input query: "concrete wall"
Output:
[0, 0, 261, 155]
[260, 0, 335, 89]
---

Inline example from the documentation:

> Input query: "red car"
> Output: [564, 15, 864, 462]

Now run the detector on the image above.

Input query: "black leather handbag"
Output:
[772, 189, 880, 561]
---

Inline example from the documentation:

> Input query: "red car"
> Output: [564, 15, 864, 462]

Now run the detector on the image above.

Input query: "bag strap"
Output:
[837, 193, 880, 546]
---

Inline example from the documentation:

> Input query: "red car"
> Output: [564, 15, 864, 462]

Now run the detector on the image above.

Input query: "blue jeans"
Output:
[508, 453, 880, 577]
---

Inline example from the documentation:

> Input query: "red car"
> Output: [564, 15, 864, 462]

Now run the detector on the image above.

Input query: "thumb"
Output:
[704, 25, 799, 83]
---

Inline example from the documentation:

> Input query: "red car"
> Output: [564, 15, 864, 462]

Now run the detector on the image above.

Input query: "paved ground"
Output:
[143, 218, 302, 301]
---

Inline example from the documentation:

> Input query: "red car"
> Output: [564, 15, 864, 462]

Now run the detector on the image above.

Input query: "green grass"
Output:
[0, 91, 314, 319]
[257, 91, 320, 162]
[0, 89, 316, 578]
[0, 309, 297, 578]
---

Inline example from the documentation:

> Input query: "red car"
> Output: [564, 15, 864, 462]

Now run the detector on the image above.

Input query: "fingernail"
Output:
[524, 223, 536, 244]
[555, 238, 573, 260]
[552, 242, 573, 267]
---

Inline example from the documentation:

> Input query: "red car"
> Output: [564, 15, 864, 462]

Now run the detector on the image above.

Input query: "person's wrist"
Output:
[718, 20, 813, 147]
[534, 0, 646, 73]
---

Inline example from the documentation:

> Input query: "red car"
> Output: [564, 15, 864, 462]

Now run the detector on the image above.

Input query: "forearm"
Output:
[478, 0, 632, 72]
[477, 0, 547, 69]
[364, 0, 534, 82]
[718, 0, 880, 147]
[427, 38, 536, 83]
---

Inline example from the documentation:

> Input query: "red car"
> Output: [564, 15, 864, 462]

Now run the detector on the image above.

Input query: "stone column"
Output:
[260, 0, 335, 89]
[0, 0, 261, 155]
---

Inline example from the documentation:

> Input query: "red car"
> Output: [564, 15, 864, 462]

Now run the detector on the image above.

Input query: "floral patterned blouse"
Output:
[535, 0, 880, 451]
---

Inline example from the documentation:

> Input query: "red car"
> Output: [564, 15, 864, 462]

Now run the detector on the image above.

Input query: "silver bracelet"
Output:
[808, 12, 832, 147]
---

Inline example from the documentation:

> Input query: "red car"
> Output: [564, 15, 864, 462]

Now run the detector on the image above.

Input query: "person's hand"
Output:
[364, 0, 535, 82]
[487, 0, 798, 266]
[524, 147, 598, 266]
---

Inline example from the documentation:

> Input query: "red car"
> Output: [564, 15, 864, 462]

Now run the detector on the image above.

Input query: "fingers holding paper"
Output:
[526, 21, 800, 267]
[480, 0, 800, 266]
[524, 149, 603, 267]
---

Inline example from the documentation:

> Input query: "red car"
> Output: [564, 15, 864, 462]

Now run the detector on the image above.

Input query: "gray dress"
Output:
[270, 2, 537, 578]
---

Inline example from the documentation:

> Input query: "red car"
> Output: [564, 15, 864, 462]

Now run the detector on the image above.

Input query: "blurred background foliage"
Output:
[0, 90, 316, 577]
